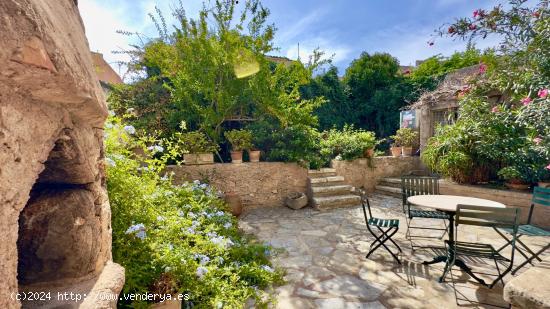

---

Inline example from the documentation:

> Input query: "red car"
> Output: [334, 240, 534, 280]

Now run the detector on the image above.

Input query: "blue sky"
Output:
[79, 0, 501, 78]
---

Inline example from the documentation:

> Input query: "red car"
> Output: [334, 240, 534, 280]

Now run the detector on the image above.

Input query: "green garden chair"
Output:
[494, 186, 550, 274]
[401, 175, 449, 250]
[445, 205, 520, 307]
[360, 190, 402, 263]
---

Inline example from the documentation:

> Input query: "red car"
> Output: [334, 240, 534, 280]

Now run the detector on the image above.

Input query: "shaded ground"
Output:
[240, 194, 549, 308]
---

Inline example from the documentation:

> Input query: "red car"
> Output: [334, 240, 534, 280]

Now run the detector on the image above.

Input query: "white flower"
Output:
[126, 107, 135, 113]
[178, 210, 185, 217]
[123, 125, 136, 135]
[223, 222, 232, 229]
[193, 180, 201, 185]
[188, 212, 197, 219]
[105, 123, 113, 129]
[217, 257, 224, 265]
[147, 145, 164, 153]
[164, 266, 172, 272]
[105, 158, 116, 167]
[157, 215, 165, 221]
[196, 266, 208, 279]
[261, 265, 274, 273]
[335, 154, 342, 161]
[168, 244, 174, 251]
[125, 223, 145, 234]
[108, 110, 116, 116]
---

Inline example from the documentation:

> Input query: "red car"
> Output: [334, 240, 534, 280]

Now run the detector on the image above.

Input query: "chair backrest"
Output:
[455, 205, 520, 230]
[528, 187, 550, 223]
[401, 175, 440, 206]
[359, 190, 373, 223]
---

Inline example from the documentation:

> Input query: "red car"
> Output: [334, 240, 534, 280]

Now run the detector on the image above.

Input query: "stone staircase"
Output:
[307, 168, 361, 210]
[375, 177, 402, 197]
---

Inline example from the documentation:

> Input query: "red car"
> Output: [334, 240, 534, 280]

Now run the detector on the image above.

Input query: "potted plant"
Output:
[393, 128, 418, 157]
[356, 131, 377, 158]
[389, 136, 402, 157]
[498, 166, 530, 190]
[535, 165, 550, 188]
[176, 131, 220, 165]
[249, 148, 261, 162]
[225, 129, 252, 163]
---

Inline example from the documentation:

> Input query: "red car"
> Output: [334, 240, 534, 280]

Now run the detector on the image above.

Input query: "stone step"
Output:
[308, 168, 337, 178]
[378, 177, 401, 189]
[313, 194, 361, 211]
[308, 176, 345, 187]
[374, 185, 402, 197]
[311, 185, 353, 197]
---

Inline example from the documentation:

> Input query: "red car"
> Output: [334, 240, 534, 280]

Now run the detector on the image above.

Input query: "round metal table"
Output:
[407, 195, 506, 283]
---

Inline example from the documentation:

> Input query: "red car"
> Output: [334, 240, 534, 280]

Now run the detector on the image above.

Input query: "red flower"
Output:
[538, 88, 548, 99]
[479, 63, 487, 74]
[521, 97, 532, 106]
[491, 106, 499, 113]
[448, 26, 456, 34]
[533, 11, 540, 18]
[404, 69, 411, 75]
[473, 10, 480, 18]
[469, 24, 477, 30]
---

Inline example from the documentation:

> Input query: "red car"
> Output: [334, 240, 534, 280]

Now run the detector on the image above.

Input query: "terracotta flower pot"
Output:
[198, 153, 214, 164]
[364, 148, 374, 158]
[249, 150, 261, 162]
[230, 151, 243, 163]
[224, 192, 242, 217]
[390, 146, 402, 157]
[505, 180, 530, 191]
[402, 146, 413, 157]
[183, 153, 199, 165]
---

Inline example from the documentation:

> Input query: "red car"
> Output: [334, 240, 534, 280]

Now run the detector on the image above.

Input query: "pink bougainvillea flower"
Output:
[473, 9, 481, 18]
[546, 163, 550, 171]
[491, 106, 499, 113]
[538, 88, 549, 99]
[533, 11, 540, 18]
[469, 24, 477, 30]
[448, 26, 456, 34]
[533, 137, 543, 145]
[521, 97, 532, 106]
[479, 63, 487, 74]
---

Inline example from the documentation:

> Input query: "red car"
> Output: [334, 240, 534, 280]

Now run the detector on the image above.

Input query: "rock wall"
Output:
[0, 0, 123, 308]
[167, 163, 309, 208]
[439, 181, 548, 228]
[331, 157, 423, 192]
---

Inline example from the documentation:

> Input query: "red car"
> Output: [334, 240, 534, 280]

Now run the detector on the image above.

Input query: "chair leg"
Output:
[512, 244, 550, 275]
[376, 226, 402, 252]
[367, 227, 401, 263]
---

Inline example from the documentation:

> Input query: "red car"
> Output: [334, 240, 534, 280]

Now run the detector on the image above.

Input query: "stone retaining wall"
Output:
[167, 163, 308, 209]
[331, 157, 423, 192]
[439, 181, 548, 228]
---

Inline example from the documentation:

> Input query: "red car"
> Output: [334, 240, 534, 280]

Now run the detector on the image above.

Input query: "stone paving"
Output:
[239, 193, 549, 309]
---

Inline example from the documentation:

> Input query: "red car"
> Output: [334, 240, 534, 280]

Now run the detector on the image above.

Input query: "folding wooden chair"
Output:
[494, 186, 550, 274]
[401, 175, 449, 250]
[360, 190, 402, 263]
[445, 205, 520, 307]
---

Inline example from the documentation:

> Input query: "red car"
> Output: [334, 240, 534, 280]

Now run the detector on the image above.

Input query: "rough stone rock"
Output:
[0, 0, 122, 308]
[18, 188, 101, 284]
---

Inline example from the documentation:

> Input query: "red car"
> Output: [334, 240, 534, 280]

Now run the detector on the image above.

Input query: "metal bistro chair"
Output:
[360, 190, 402, 264]
[494, 186, 550, 274]
[445, 205, 520, 307]
[401, 175, 449, 250]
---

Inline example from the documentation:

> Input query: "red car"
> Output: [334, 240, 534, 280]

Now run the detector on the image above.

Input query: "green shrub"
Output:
[105, 115, 283, 308]
[225, 129, 253, 151]
[391, 128, 418, 147]
[174, 130, 220, 154]
[320, 125, 377, 161]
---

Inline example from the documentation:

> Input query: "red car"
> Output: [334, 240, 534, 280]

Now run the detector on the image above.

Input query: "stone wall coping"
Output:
[504, 257, 550, 309]
[440, 179, 533, 198]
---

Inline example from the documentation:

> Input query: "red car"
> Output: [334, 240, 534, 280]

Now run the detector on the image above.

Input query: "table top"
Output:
[407, 195, 506, 212]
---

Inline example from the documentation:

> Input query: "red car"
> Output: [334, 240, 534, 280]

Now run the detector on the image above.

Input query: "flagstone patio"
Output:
[239, 194, 549, 309]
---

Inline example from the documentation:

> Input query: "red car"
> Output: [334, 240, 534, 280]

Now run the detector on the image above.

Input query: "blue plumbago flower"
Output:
[105, 123, 114, 129]
[157, 215, 165, 221]
[105, 158, 116, 167]
[188, 212, 197, 219]
[206, 231, 218, 238]
[177, 210, 185, 217]
[108, 110, 116, 116]
[191, 220, 200, 228]
[168, 244, 174, 251]
[135, 230, 147, 240]
[123, 125, 136, 135]
[215, 211, 225, 217]
[217, 257, 224, 265]
[125, 223, 145, 234]
[147, 145, 164, 153]
[261, 265, 274, 273]
[196, 266, 208, 279]
[193, 254, 210, 265]
[185, 227, 195, 234]
[160, 174, 169, 181]
[193, 180, 201, 185]
[264, 248, 271, 256]
[223, 222, 232, 229]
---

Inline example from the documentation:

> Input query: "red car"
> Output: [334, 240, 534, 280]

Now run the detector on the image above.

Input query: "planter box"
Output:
[184, 153, 214, 165]
[285, 192, 308, 210]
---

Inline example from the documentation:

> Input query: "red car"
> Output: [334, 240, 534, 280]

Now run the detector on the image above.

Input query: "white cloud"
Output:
[284, 36, 351, 66]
